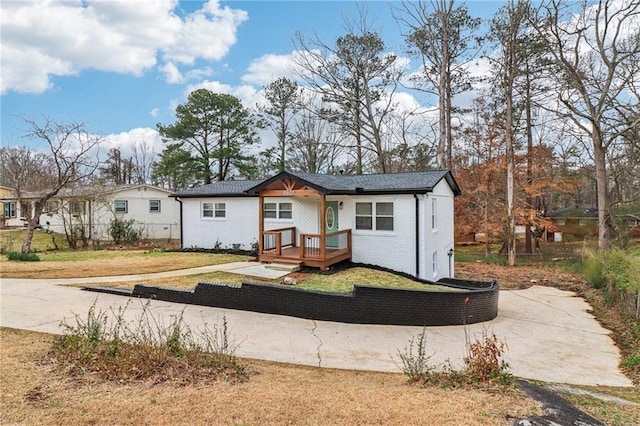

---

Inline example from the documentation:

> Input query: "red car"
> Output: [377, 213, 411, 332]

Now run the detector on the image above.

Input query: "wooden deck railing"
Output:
[261, 226, 296, 256]
[300, 229, 352, 259]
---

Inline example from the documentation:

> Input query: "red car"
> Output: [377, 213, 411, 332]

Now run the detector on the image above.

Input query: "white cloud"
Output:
[159, 62, 184, 84]
[150, 108, 160, 118]
[242, 52, 299, 86]
[102, 127, 164, 158]
[0, 0, 247, 94]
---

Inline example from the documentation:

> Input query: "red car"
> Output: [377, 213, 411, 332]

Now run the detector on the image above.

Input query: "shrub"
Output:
[395, 328, 434, 383]
[463, 328, 511, 384]
[6, 251, 40, 261]
[50, 300, 248, 384]
[582, 251, 605, 288]
[109, 217, 142, 244]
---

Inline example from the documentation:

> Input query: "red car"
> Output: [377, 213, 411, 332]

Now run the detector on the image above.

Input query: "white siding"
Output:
[181, 197, 258, 250]
[419, 179, 456, 279]
[337, 195, 418, 277]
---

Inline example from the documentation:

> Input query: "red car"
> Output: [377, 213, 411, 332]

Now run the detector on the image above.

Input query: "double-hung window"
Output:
[3, 202, 16, 218]
[264, 202, 292, 220]
[114, 200, 128, 214]
[71, 201, 86, 215]
[214, 203, 226, 218]
[202, 202, 214, 218]
[355, 202, 394, 231]
[149, 200, 161, 213]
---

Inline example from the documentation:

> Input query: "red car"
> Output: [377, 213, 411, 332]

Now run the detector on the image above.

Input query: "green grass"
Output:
[0, 229, 71, 252]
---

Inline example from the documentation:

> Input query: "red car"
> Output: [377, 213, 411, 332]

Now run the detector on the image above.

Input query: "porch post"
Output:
[258, 194, 264, 255]
[320, 194, 326, 261]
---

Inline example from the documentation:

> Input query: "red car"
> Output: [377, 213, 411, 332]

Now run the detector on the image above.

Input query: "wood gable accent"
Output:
[257, 177, 322, 198]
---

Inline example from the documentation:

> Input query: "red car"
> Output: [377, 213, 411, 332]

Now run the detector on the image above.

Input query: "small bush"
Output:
[395, 328, 434, 383]
[109, 217, 142, 244]
[582, 252, 605, 288]
[464, 328, 511, 384]
[6, 251, 40, 261]
[50, 300, 248, 384]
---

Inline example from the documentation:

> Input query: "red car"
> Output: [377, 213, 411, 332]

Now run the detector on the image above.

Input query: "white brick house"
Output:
[172, 170, 461, 280]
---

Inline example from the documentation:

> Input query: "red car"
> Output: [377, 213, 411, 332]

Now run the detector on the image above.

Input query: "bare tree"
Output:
[292, 9, 403, 174]
[3, 117, 100, 253]
[131, 140, 156, 184]
[395, 0, 481, 170]
[535, 0, 640, 250]
[288, 107, 347, 174]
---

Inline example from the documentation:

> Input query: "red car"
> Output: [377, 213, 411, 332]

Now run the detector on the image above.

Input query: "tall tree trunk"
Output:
[593, 133, 611, 250]
[506, 87, 516, 267]
[524, 69, 533, 254]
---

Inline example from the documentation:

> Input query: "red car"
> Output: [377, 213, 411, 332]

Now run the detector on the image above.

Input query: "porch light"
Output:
[448, 248, 454, 258]
[339, 201, 343, 210]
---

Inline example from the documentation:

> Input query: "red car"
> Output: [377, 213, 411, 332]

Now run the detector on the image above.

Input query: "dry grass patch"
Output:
[1, 327, 542, 425]
[0, 251, 251, 278]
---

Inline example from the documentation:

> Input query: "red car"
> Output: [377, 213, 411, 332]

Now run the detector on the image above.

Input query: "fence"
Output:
[42, 222, 180, 242]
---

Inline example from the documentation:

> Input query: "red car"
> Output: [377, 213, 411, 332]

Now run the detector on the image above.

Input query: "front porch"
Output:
[259, 226, 352, 270]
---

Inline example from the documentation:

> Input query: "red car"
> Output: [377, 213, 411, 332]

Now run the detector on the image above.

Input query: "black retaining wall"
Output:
[86, 278, 499, 326]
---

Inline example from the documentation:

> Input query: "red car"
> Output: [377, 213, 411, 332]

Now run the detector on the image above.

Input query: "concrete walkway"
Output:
[0, 265, 633, 387]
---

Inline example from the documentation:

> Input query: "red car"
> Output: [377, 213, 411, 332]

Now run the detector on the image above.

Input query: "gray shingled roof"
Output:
[171, 171, 461, 198]
[171, 179, 263, 197]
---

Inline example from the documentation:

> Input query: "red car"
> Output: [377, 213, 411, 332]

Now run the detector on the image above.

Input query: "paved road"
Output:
[0, 264, 633, 387]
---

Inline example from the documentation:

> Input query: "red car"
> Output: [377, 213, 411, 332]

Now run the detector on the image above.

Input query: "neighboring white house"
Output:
[171, 170, 461, 280]
[1, 184, 180, 241]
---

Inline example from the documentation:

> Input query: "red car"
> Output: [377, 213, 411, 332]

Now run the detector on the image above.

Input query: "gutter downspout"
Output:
[175, 197, 183, 248]
[414, 194, 419, 278]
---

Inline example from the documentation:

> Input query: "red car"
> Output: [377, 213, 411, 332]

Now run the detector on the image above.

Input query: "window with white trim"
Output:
[355, 202, 394, 231]
[279, 202, 292, 219]
[114, 200, 128, 214]
[579, 219, 588, 227]
[3, 202, 16, 218]
[264, 202, 292, 220]
[431, 198, 437, 229]
[432, 251, 438, 275]
[628, 219, 638, 228]
[70, 201, 86, 215]
[149, 200, 161, 213]
[202, 202, 214, 218]
[556, 218, 565, 226]
[214, 203, 226, 218]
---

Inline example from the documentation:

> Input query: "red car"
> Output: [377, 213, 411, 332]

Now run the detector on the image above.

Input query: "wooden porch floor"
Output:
[260, 246, 351, 270]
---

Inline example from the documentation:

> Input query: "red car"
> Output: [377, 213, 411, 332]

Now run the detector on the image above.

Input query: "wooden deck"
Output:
[259, 227, 352, 270]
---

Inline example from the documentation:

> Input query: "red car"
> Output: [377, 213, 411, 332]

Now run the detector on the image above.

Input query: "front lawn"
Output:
[0, 250, 252, 278]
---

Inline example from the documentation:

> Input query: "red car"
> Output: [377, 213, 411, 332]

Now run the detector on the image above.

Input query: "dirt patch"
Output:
[455, 262, 586, 291]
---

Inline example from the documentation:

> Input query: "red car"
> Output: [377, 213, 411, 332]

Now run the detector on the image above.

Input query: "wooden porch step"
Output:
[265, 262, 302, 272]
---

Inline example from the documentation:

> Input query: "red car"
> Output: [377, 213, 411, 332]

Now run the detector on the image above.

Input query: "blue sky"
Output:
[1, 1, 502, 155]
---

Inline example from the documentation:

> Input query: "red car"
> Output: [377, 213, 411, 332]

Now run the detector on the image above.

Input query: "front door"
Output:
[325, 201, 339, 248]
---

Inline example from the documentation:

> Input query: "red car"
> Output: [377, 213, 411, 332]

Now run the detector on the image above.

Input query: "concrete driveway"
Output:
[0, 267, 632, 387]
